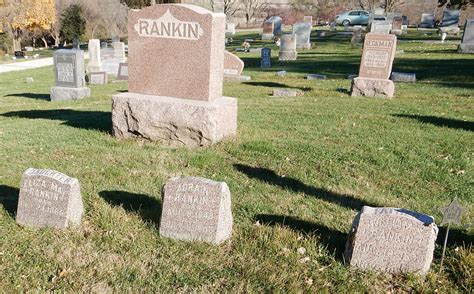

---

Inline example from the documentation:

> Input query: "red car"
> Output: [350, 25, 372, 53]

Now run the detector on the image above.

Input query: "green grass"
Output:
[0, 30, 473, 292]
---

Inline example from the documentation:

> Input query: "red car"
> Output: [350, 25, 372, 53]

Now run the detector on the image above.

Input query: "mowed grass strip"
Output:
[0, 30, 473, 291]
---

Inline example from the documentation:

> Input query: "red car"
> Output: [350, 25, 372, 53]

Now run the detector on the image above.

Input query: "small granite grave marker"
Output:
[159, 177, 232, 244]
[345, 206, 438, 275]
[51, 49, 90, 101]
[26, 77, 34, 83]
[391, 72, 416, 83]
[224, 51, 250, 81]
[116, 62, 128, 81]
[279, 34, 297, 61]
[276, 70, 287, 77]
[261, 48, 271, 68]
[89, 72, 108, 85]
[16, 168, 84, 229]
[351, 33, 397, 98]
[272, 88, 299, 97]
[307, 74, 326, 80]
[458, 19, 474, 53]
[371, 20, 391, 35]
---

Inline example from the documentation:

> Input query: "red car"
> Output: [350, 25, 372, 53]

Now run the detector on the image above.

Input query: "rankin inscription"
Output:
[16, 168, 84, 229]
[159, 177, 232, 244]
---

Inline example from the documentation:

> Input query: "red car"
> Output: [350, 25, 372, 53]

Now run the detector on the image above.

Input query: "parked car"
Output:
[335, 10, 370, 26]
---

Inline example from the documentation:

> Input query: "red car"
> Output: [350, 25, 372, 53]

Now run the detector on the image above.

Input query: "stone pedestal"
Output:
[279, 51, 297, 61]
[458, 44, 474, 53]
[112, 93, 237, 147]
[351, 77, 394, 98]
[50, 87, 90, 101]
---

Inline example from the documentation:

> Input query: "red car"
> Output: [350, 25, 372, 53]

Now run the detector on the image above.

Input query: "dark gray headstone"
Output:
[441, 10, 460, 27]
[345, 206, 438, 275]
[268, 16, 283, 35]
[16, 168, 84, 229]
[53, 50, 86, 88]
[159, 177, 233, 244]
[458, 19, 474, 53]
[261, 48, 271, 68]
[72, 38, 80, 50]
[419, 13, 435, 28]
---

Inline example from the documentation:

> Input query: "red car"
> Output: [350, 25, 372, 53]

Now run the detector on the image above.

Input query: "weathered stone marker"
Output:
[16, 168, 84, 229]
[112, 4, 237, 147]
[113, 41, 126, 61]
[51, 49, 90, 101]
[351, 33, 397, 98]
[261, 47, 271, 68]
[279, 34, 297, 61]
[371, 20, 391, 35]
[458, 19, 474, 53]
[391, 16, 403, 35]
[159, 177, 232, 244]
[262, 20, 274, 40]
[345, 206, 438, 275]
[87, 39, 102, 72]
[419, 13, 435, 28]
[116, 62, 128, 81]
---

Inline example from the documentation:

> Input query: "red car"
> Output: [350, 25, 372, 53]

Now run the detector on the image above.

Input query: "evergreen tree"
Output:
[60, 4, 86, 42]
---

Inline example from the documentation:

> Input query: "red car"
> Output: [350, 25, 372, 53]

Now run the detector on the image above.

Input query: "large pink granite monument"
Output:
[112, 4, 237, 147]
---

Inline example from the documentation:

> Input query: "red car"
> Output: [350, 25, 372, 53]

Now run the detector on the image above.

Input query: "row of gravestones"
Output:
[15, 167, 440, 276]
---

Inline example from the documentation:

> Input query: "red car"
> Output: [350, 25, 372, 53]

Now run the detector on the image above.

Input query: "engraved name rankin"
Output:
[135, 9, 203, 41]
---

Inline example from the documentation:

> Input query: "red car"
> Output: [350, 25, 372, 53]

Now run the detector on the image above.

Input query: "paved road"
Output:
[0, 52, 89, 74]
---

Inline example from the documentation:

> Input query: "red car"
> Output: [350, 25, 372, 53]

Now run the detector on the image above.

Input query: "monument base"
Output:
[351, 77, 395, 98]
[50, 86, 90, 101]
[224, 74, 251, 82]
[296, 43, 312, 49]
[458, 44, 474, 54]
[279, 51, 297, 61]
[262, 34, 274, 40]
[112, 93, 237, 147]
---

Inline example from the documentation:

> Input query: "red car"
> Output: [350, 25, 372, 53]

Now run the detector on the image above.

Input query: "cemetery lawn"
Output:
[0, 31, 473, 292]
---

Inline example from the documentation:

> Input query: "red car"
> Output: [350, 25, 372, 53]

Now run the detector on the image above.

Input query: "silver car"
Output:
[335, 10, 370, 26]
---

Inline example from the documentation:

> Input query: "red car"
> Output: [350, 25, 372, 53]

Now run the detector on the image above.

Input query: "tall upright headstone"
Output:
[293, 22, 312, 49]
[262, 20, 274, 40]
[87, 39, 102, 72]
[112, 4, 237, 147]
[261, 47, 271, 68]
[16, 168, 84, 229]
[391, 16, 403, 35]
[159, 177, 233, 244]
[50, 49, 91, 101]
[351, 26, 364, 47]
[279, 34, 297, 61]
[345, 206, 438, 275]
[458, 19, 474, 53]
[351, 33, 397, 98]
[113, 41, 126, 61]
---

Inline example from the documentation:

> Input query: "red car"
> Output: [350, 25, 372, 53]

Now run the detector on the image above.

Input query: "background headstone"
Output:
[268, 16, 283, 35]
[16, 168, 84, 229]
[419, 13, 435, 28]
[262, 20, 274, 40]
[113, 41, 126, 61]
[345, 206, 438, 275]
[116, 62, 128, 81]
[371, 20, 391, 35]
[87, 39, 102, 72]
[351, 27, 363, 46]
[159, 177, 232, 244]
[351, 33, 397, 98]
[279, 34, 297, 61]
[261, 48, 271, 68]
[51, 49, 90, 101]
[293, 22, 312, 49]
[391, 16, 403, 35]
[441, 10, 460, 27]
[458, 19, 474, 53]
[89, 72, 108, 85]
[224, 51, 244, 76]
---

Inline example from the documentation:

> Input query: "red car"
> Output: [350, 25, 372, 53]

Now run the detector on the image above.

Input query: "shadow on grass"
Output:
[242, 81, 312, 92]
[0, 185, 19, 217]
[437, 226, 474, 248]
[394, 114, 474, 132]
[256, 214, 348, 260]
[234, 164, 374, 211]
[5, 93, 50, 100]
[2, 109, 111, 133]
[99, 190, 162, 225]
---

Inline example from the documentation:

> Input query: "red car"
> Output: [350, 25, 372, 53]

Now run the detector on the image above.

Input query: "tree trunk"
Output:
[41, 37, 49, 48]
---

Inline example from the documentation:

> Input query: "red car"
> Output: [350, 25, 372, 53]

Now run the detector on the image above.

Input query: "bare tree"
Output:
[241, 0, 269, 26]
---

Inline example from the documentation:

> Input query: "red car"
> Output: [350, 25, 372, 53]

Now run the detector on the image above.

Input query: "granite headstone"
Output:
[261, 47, 271, 68]
[419, 13, 435, 28]
[371, 20, 391, 35]
[87, 39, 102, 72]
[159, 176, 233, 244]
[16, 168, 84, 229]
[89, 72, 108, 84]
[51, 49, 90, 101]
[279, 34, 297, 61]
[458, 19, 474, 53]
[293, 22, 312, 49]
[345, 206, 438, 275]
[262, 20, 274, 40]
